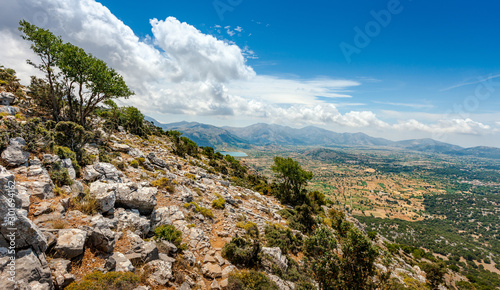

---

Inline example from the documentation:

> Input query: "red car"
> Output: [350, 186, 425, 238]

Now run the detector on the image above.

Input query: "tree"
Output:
[19, 20, 133, 126]
[271, 157, 313, 206]
[19, 20, 63, 121]
[420, 262, 446, 289]
[340, 227, 378, 289]
[303, 228, 341, 289]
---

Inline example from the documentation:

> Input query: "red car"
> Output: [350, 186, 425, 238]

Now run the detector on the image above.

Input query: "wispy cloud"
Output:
[440, 74, 500, 91]
[373, 101, 434, 109]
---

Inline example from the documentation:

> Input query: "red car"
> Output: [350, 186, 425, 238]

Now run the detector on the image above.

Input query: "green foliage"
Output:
[227, 270, 279, 290]
[154, 225, 183, 247]
[49, 166, 73, 187]
[288, 204, 316, 234]
[264, 224, 302, 255]
[307, 190, 326, 213]
[19, 20, 133, 125]
[340, 227, 378, 289]
[129, 159, 139, 168]
[303, 228, 341, 289]
[184, 202, 214, 219]
[53, 121, 88, 151]
[151, 177, 176, 193]
[1, 117, 54, 154]
[271, 156, 312, 206]
[222, 235, 261, 267]
[304, 225, 378, 290]
[0, 65, 20, 92]
[66, 271, 139, 290]
[54, 145, 81, 176]
[212, 196, 226, 209]
[419, 262, 447, 289]
[96, 102, 152, 137]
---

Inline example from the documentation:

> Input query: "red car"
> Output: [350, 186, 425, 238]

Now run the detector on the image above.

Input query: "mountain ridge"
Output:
[147, 117, 500, 159]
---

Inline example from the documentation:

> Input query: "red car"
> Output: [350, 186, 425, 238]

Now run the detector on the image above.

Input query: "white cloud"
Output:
[0, 0, 497, 144]
[393, 118, 491, 135]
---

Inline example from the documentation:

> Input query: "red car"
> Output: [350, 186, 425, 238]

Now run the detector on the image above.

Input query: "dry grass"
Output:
[70, 248, 107, 281]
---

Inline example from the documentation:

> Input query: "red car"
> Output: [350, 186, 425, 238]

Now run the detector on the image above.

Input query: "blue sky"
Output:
[1, 0, 500, 147]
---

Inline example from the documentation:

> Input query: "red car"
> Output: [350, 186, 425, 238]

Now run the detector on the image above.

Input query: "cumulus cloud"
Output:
[0, 0, 496, 140]
[393, 118, 491, 135]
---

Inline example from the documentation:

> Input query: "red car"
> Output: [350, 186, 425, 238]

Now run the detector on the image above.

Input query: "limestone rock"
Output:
[94, 162, 123, 182]
[142, 260, 173, 286]
[147, 152, 167, 169]
[202, 263, 222, 279]
[0, 248, 53, 289]
[84, 225, 115, 253]
[1, 137, 29, 167]
[115, 183, 157, 215]
[115, 208, 150, 236]
[261, 247, 288, 273]
[54, 229, 87, 259]
[105, 252, 135, 273]
[89, 181, 117, 213]
[48, 258, 75, 289]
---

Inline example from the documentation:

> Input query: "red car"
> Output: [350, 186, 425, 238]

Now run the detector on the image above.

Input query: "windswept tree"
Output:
[19, 20, 63, 121]
[19, 20, 133, 126]
[271, 156, 313, 206]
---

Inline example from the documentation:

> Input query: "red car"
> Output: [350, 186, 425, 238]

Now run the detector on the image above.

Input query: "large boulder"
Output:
[115, 183, 157, 215]
[83, 162, 123, 183]
[115, 208, 150, 236]
[61, 158, 76, 180]
[84, 225, 115, 253]
[1, 137, 29, 167]
[94, 162, 123, 182]
[150, 207, 173, 231]
[0, 248, 53, 289]
[89, 181, 117, 213]
[261, 247, 289, 274]
[0, 167, 48, 254]
[141, 260, 173, 286]
[202, 263, 222, 279]
[147, 152, 167, 169]
[54, 229, 87, 259]
[105, 252, 135, 273]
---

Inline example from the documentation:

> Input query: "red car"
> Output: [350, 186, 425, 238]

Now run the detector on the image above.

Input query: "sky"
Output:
[1, 0, 500, 147]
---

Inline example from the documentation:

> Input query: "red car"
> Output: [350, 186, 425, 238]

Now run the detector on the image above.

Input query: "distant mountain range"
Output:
[145, 117, 500, 160]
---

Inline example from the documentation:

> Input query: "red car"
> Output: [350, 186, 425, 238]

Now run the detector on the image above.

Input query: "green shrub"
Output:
[66, 271, 139, 290]
[54, 145, 81, 176]
[222, 235, 261, 267]
[228, 270, 279, 290]
[53, 121, 88, 152]
[49, 166, 73, 187]
[151, 177, 175, 193]
[212, 196, 226, 209]
[185, 202, 214, 219]
[264, 224, 302, 255]
[154, 225, 183, 247]
[129, 159, 139, 168]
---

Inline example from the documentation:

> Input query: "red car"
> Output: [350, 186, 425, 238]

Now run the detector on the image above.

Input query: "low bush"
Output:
[264, 224, 302, 255]
[66, 271, 139, 290]
[151, 177, 175, 193]
[69, 190, 98, 215]
[222, 235, 261, 267]
[184, 202, 214, 219]
[212, 196, 226, 209]
[49, 165, 73, 187]
[154, 225, 183, 247]
[227, 270, 279, 290]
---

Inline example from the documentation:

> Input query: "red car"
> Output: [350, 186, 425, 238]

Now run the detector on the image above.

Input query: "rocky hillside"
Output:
[0, 65, 470, 289]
